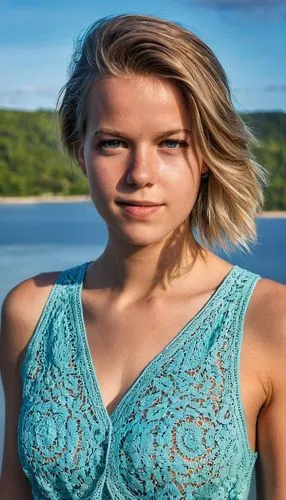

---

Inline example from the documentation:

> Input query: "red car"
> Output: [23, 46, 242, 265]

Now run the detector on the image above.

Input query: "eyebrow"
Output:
[92, 128, 191, 140]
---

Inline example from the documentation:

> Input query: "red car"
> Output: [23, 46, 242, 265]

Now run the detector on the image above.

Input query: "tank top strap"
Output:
[219, 265, 261, 364]
[20, 261, 90, 384]
[227, 265, 261, 335]
[220, 265, 261, 459]
[56, 261, 90, 288]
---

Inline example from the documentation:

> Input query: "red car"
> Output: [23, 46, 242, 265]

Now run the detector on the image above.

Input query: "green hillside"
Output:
[0, 109, 87, 197]
[0, 109, 285, 210]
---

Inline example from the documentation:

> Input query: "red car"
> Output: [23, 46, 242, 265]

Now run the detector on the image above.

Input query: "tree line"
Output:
[0, 109, 285, 210]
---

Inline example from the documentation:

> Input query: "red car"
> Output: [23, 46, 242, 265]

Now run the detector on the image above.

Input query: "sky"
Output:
[1, 0, 286, 112]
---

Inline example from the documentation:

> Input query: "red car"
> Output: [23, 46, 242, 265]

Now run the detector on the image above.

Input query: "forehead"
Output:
[86, 75, 190, 132]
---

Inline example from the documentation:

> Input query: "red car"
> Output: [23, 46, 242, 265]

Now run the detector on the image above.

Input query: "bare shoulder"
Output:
[0, 273, 61, 497]
[2, 270, 61, 315]
[248, 277, 286, 342]
[250, 276, 286, 307]
[255, 277, 286, 383]
[247, 277, 286, 369]
[248, 278, 286, 497]
[1, 271, 61, 363]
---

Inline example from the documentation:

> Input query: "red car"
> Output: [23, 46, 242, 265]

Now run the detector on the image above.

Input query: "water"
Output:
[1, 201, 285, 498]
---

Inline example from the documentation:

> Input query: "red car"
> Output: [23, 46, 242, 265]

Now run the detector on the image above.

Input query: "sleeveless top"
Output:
[18, 262, 261, 500]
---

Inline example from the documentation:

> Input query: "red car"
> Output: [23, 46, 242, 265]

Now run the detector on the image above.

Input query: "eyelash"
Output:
[96, 139, 188, 151]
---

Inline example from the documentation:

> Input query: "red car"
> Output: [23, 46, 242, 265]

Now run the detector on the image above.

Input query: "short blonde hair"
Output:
[57, 14, 267, 252]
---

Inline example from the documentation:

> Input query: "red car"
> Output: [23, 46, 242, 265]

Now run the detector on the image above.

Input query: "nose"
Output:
[126, 146, 155, 187]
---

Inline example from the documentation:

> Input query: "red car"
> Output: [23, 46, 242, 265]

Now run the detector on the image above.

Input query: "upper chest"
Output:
[20, 292, 264, 500]
[81, 286, 267, 431]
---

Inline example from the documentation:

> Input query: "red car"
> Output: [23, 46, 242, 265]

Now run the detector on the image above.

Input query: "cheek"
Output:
[85, 159, 115, 199]
[165, 166, 201, 216]
[160, 159, 199, 197]
[84, 147, 126, 196]
[86, 171, 114, 221]
[158, 149, 200, 181]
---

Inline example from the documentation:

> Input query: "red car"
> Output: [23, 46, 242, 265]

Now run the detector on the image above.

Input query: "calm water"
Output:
[1, 201, 286, 498]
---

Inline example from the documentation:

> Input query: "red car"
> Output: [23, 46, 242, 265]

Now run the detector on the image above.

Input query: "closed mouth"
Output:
[116, 201, 163, 207]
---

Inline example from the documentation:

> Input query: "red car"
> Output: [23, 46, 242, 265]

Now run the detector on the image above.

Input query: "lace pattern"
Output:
[18, 262, 260, 499]
[18, 266, 109, 498]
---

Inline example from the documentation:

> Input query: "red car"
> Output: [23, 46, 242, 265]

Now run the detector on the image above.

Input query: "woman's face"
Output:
[78, 75, 205, 247]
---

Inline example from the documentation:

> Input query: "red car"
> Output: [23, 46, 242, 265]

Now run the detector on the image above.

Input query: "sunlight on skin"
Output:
[77, 75, 210, 299]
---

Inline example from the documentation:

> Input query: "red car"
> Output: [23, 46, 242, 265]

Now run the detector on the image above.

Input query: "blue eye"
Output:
[97, 140, 123, 149]
[96, 138, 188, 151]
[161, 140, 188, 149]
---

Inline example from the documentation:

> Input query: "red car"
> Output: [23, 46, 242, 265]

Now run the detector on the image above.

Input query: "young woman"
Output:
[1, 14, 285, 500]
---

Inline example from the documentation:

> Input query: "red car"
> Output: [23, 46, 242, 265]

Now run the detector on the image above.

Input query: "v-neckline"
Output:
[76, 261, 238, 424]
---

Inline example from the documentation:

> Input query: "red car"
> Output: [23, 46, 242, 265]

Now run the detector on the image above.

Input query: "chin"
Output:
[109, 224, 173, 248]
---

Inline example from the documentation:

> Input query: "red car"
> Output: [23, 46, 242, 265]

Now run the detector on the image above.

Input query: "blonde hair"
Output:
[57, 14, 267, 252]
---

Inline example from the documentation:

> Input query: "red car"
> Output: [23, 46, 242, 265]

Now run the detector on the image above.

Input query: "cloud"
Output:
[0, 85, 58, 109]
[1, 83, 285, 113]
[191, 0, 286, 10]
[235, 84, 286, 93]
[263, 84, 286, 92]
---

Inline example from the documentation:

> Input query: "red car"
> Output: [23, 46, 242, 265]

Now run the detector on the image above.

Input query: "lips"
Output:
[116, 200, 163, 207]
[116, 200, 163, 218]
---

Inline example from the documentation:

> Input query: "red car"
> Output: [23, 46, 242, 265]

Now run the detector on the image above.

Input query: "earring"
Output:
[201, 170, 209, 180]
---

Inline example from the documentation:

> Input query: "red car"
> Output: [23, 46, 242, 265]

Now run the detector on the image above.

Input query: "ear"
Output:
[76, 143, 87, 176]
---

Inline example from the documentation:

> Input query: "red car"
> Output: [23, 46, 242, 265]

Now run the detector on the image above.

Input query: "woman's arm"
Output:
[0, 281, 35, 498]
[253, 280, 286, 499]
[0, 272, 59, 499]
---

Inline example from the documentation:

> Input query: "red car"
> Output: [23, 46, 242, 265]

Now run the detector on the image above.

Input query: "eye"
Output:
[97, 139, 125, 150]
[160, 139, 188, 149]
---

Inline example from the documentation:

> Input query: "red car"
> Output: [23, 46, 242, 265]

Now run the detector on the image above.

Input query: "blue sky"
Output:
[1, 0, 286, 112]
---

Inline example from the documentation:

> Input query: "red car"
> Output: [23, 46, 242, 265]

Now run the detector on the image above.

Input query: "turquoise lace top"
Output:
[18, 262, 260, 499]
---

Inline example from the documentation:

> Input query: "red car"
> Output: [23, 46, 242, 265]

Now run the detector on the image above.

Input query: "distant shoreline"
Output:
[0, 195, 285, 218]
[0, 195, 90, 204]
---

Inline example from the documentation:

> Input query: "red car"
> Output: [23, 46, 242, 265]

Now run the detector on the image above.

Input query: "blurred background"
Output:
[1, 1, 286, 498]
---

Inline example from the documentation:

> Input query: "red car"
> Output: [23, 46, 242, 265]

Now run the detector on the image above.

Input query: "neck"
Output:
[95, 222, 207, 302]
